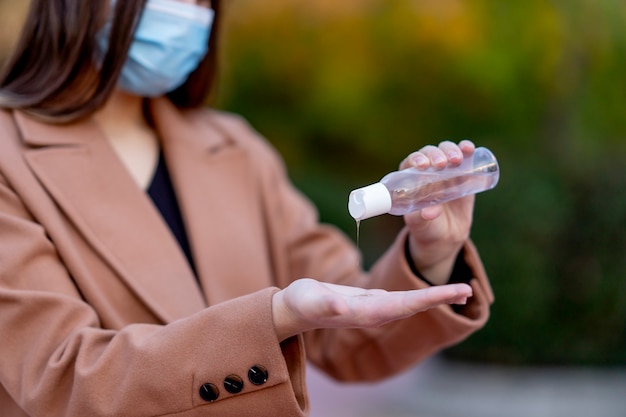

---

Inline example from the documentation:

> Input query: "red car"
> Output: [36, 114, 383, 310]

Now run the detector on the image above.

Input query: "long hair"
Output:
[0, 0, 222, 123]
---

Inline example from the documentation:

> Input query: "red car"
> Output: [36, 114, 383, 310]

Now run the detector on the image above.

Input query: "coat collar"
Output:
[13, 98, 241, 323]
[14, 97, 232, 149]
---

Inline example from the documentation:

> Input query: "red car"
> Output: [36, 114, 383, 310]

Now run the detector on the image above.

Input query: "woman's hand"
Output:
[272, 278, 472, 341]
[400, 140, 476, 285]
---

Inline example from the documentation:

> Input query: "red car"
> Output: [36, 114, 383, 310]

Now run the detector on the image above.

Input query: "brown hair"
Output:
[0, 0, 221, 123]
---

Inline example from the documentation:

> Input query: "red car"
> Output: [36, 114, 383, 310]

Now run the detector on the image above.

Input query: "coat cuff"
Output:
[187, 287, 309, 415]
[371, 227, 494, 322]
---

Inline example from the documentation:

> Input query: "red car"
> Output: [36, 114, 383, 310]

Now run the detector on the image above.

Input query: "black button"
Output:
[223, 375, 244, 394]
[199, 383, 219, 402]
[248, 365, 268, 385]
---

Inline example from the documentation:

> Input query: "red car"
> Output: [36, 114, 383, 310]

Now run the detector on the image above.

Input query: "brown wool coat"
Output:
[0, 98, 494, 416]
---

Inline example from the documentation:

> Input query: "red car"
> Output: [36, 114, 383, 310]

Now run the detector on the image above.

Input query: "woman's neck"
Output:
[94, 90, 160, 190]
[95, 90, 147, 134]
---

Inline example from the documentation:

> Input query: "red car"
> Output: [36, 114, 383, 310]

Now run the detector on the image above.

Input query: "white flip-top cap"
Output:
[348, 182, 392, 221]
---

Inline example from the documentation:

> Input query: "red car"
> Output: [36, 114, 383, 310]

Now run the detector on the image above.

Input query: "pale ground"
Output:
[307, 356, 626, 417]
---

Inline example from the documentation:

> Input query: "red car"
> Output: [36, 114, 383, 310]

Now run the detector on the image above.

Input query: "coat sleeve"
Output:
[224, 113, 495, 383]
[0, 166, 308, 415]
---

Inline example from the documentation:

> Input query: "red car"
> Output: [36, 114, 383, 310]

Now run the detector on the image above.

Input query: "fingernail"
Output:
[411, 155, 428, 166]
[432, 155, 446, 165]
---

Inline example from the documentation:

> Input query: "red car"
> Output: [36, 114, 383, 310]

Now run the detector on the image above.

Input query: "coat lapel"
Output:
[149, 99, 272, 305]
[14, 111, 206, 323]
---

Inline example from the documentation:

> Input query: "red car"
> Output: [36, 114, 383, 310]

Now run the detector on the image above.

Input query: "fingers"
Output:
[357, 283, 472, 314]
[343, 283, 473, 327]
[404, 283, 472, 308]
[400, 140, 476, 171]
[458, 139, 475, 155]
[417, 204, 443, 221]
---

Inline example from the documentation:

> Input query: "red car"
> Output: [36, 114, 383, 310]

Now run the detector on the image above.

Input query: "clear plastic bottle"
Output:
[348, 147, 499, 221]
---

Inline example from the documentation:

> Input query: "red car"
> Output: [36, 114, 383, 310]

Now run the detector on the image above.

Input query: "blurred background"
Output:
[1, 0, 625, 415]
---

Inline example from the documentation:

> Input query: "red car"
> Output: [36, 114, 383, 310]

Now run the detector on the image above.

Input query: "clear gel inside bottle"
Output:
[348, 147, 499, 221]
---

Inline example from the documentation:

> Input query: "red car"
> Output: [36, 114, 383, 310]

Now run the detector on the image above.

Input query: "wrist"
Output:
[271, 290, 303, 342]
[406, 235, 461, 285]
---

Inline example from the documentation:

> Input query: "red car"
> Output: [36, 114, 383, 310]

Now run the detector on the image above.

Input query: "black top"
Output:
[147, 152, 196, 275]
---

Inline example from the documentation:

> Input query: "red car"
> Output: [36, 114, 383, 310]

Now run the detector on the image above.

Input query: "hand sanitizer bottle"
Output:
[348, 147, 499, 221]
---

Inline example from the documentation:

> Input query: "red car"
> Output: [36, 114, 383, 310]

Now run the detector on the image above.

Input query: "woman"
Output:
[0, 0, 493, 416]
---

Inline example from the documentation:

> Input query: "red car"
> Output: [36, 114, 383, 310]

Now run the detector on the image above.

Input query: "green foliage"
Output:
[217, 0, 626, 366]
[446, 149, 626, 365]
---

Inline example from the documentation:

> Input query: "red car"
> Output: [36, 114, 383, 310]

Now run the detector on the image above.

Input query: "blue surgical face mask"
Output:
[97, 0, 214, 97]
